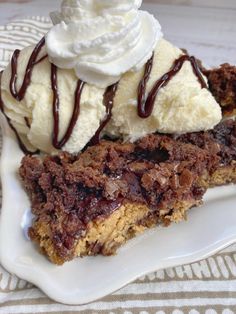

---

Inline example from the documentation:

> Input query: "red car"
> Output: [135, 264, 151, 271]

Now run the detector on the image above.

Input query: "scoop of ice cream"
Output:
[0, 39, 222, 155]
[46, 0, 162, 88]
[106, 39, 222, 141]
[1, 45, 106, 154]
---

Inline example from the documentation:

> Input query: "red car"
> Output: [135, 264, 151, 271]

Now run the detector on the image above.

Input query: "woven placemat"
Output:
[0, 17, 235, 314]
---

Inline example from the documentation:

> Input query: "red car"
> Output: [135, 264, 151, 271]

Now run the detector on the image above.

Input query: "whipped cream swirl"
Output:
[46, 0, 163, 87]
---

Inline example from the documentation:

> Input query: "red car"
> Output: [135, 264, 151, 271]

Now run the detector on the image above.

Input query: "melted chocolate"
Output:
[137, 53, 154, 118]
[51, 64, 85, 149]
[138, 54, 208, 118]
[0, 72, 38, 155]
[24, 117, 30, 128]
[0, 37, 46, 154]
[32, 54, 48, 66]
[10, 37, 46, 101]
[1, 36, 87, 153]
[1, 35, 209, 155]
[90, 82, 119, 146]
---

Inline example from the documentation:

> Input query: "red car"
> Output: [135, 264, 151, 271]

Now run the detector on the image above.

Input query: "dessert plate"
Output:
[0, 115, 236, 305]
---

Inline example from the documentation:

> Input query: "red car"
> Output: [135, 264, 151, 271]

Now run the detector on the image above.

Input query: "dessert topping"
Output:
[0, 38, 216, 154]
[90, 82, 119, 145]
[51, 64, 85, 149]
[10, 38, 46, 101]
[138, 54, 208, 118]
[46, 0, 162, 88]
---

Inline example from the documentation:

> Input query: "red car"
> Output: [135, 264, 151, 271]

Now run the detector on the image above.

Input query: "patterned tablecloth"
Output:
[0, 17, 236, 314]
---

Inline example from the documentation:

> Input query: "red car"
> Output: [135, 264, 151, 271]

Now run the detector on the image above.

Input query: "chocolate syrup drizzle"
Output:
[0, 72, 38, 154]
[138, 54, 207, 118]
[138, 52, 154, 118]
[90, 82, 119, 146]
[10, 37, 46, 102]
[51, 64, 86, 149]
[24, 117, 31, 128]
[0, 37, 207, 154]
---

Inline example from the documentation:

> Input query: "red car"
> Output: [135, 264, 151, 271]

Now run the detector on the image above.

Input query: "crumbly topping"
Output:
[20, 132, 219, 260]
[176, 119, 236, 166]
[205, 63, 236, 115]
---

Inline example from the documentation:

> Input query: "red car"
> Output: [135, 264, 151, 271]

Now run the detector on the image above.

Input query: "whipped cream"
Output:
[46, 0, 162, 88]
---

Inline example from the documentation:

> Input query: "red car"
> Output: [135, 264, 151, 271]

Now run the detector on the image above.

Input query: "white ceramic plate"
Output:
[0, 115, 236, 305]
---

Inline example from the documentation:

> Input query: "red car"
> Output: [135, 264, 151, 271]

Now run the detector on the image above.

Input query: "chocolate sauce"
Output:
[51, 64, 85, 149]
[90, 82, 119, 146]
[24, 117, 30, 128]
[190, 56, 208, 88]
[137, 53, 154, 118]
[0, 72, 38, 155]
[10, 37, 46, 102]
[32, 54, 48, 66]
[1, 34, 209, 155]
[1, 36, 87, 153]
[138, 54, 208, 118]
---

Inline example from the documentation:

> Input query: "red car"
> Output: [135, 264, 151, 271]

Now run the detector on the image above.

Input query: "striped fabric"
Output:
[0, 17, 236, 314]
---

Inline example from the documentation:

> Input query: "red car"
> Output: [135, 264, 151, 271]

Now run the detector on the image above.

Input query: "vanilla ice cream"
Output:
[1, 45, 106, 154]
[0, 0, 222, 155]
[106, 39, 222, 141]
